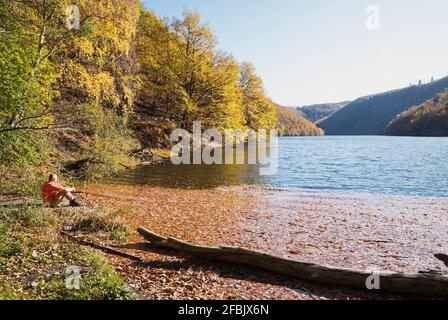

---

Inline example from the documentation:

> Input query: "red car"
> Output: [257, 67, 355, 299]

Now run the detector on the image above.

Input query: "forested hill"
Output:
[277, 106, 324, 136]
[386, 92, 448, 137]
[318, 76, 448, 135]
[1, 1, 321, 175]
[296, 101, 350, 123]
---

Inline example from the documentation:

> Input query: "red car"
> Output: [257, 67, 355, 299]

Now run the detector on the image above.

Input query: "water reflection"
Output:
[112, 161, 266, 189]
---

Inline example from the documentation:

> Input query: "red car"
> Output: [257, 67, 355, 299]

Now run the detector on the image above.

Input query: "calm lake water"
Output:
[116, 136, 448, 197]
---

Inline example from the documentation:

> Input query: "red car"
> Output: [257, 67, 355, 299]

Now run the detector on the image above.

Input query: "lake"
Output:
[115, 136, 448, 197]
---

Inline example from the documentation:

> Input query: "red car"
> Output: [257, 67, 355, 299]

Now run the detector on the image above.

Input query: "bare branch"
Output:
[0, 123, 70, 134]
[11, 105, 53, 127]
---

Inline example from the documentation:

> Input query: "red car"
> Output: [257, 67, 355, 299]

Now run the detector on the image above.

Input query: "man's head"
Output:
[49, 173, 58, 182]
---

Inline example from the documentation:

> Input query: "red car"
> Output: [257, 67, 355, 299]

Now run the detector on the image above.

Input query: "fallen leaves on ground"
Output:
[76, 183, 447, 300]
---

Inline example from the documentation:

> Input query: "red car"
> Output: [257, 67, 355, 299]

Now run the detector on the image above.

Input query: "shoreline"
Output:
[80, 182, 448, 299]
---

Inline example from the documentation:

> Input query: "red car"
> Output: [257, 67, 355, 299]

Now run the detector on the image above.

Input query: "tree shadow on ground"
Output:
[0, 201, 43, 209]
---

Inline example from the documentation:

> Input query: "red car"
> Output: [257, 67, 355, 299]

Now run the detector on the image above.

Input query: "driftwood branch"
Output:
[137, 227, 448, 298]
[61, 157, 118, 178]
[130, 148, 170, 165]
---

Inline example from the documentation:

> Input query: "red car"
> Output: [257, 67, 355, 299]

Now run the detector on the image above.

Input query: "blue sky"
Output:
[142, 0, 448, 106]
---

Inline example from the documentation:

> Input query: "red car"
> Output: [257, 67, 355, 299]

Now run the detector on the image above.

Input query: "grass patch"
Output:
[0, 164, 48, 197]
[37, 248, 136, 300]
[0, 238, 24, 259]
[0, 280, 22, 300]
[0, 204, 136, 300]
[0, 205, 55, 229]
[71, 207, 130, 243]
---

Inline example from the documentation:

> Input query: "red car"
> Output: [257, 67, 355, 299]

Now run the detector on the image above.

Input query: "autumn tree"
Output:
[239, 62, 277, 130]
[0, 0, 141, 165]
[134, 11, 246, 147]
[0, 0, 71, 135]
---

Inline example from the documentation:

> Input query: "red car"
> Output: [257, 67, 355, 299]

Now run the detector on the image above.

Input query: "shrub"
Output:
[39, 252, 136, 300]
[71, 209, 130, 243]
[0, 206, 54, 229]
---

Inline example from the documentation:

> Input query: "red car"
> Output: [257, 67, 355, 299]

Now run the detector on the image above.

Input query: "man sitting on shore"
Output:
[42, 174, 81, 208]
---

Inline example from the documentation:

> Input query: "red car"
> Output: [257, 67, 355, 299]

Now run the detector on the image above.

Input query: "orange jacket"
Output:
[42, 181, 64, 205]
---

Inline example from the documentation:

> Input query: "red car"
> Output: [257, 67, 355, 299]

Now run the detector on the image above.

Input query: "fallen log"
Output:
[435, 254, 448, 268]
[137, 227, 448, 298]
[61, 157, 117, 179]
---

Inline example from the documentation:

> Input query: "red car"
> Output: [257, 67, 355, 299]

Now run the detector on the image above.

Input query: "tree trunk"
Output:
[137, 227, 448, 298]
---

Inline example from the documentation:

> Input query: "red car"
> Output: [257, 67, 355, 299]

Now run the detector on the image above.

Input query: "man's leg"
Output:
[51, 190, 75, 207]
[62, 191, 75, 202]
[64, 191, 81, 207]
[51, 193, 66, 207]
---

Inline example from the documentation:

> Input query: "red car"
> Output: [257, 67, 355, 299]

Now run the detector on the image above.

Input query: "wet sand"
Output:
[81, 183, 448, 300]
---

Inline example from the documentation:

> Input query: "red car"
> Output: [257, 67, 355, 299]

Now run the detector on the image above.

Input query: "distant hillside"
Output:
[297, 101, 350, 123]
[386, 92, 448, 136]
[318, 76, 448, 135]
[276, 106, 324, 136]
